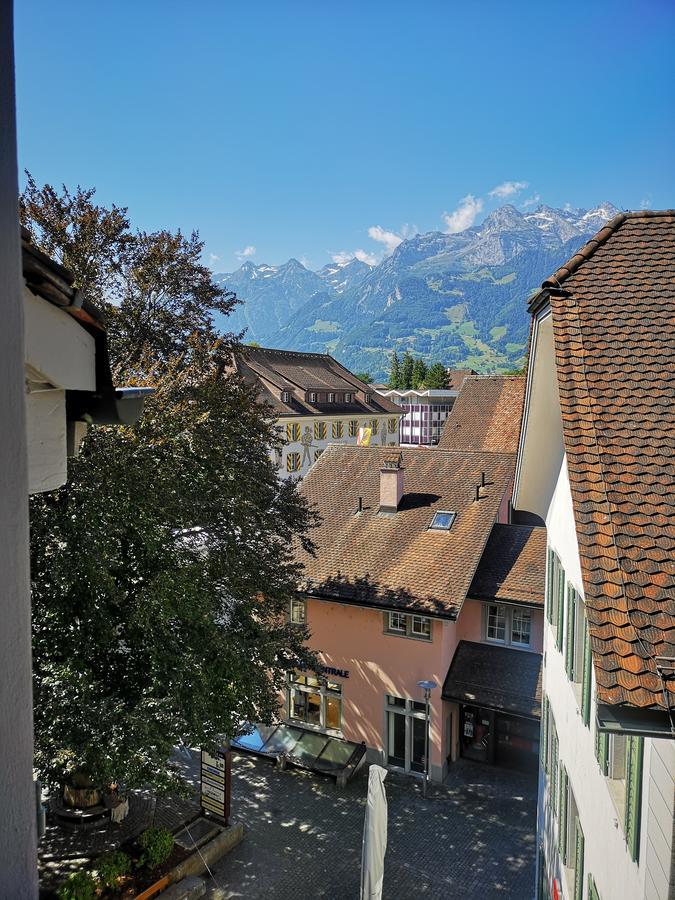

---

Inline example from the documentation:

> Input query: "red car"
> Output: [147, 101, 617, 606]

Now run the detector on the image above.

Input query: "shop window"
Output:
[483, 604, 532, 649]
[286, 422, 301, 442]
[349, 420, 358, 437]
[314, 421, 327, 440]
[383, 611, 432, 641]
[332, 421, 344, 439]
[287, 673, 342, 732]
[290, 597, 306, 625]
[286, 452, 301, 473]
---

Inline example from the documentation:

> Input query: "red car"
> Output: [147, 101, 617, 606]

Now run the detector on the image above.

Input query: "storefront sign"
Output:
[200, 747, 231, 822]
[320, 664, 350, 679]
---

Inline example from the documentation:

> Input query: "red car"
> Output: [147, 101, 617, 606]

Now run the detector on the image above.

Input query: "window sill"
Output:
[383, 630, 432, 643]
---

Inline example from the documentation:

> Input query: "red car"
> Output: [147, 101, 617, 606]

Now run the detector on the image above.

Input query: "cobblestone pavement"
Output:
[174, 752, 537, 900]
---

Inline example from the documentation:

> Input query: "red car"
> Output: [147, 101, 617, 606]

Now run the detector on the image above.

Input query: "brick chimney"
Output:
[379, 451, 404, 514]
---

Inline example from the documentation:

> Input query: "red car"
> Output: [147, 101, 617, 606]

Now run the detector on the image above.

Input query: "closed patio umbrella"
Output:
[360, 765, 388, 900]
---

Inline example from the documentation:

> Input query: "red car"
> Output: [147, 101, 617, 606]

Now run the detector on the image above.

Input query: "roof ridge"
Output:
[540, 209, 675, 293]
[245, 345, 331, 359]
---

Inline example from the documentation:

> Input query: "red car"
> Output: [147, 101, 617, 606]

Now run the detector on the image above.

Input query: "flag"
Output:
[358, 426, 372, 446]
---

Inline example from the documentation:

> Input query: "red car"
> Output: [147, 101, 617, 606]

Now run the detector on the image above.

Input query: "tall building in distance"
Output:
[234, 346, 402, 479]
[374, 369, 476, 446]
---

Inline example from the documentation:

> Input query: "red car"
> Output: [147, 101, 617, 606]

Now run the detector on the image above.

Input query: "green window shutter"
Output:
[556, 565, 565, 651]
[595, 729, 609, 775]
[625, 736, 644, 862]
[573, 819, 585, 900]
[558, 766, 568, 863]
[541, 695, 549, 772]
[588, 873, 600, 900]
[581, 619, 592, 727]
[565, 584, 576, 678]
[546, 548, 554, 623]
[551, 729, 559, 812]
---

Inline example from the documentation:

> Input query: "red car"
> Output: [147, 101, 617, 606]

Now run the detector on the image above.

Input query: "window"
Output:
[345, 392, 353, 403]
[547, 548, 566, 651]
[486, 604, 507, 642]
[314, 448, 323, 462]
[371, 418, 379, 435]
[281, 391, 290, 403]
[286, 452, 301, 473]
[287, 672, 342, 731]
[383, 611, 432, 641]
[309, 392, 317, 403]
[364, 393, 372, 403]
[290, 597, 306, 624]
[597, 731, 644, 860]
[349, 420, 358, 437]
[332, 421, 344, 439]
[314, 421, 327, 440]
[286, 422, 300, 442]
[328, 392, 335, 403]
[483, 604, 532, 648]
[388, 417, 398, 434]
[429, 510, 456, 530]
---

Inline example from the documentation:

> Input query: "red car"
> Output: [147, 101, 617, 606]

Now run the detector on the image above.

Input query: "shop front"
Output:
[443, 640, 542, 771]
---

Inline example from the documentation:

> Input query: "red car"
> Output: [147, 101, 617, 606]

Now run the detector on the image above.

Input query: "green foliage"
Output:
[23, 177, 318, 794]
[57, 871, 97, 900]
[139, 826, 174, 870]
[424, 362, 448, 389]
[98, 850, 130, 888]
[388, 350, 401, 388]
[355, 371, 373, 383]
[411, 358, 427, 389]
[400, 351, 414, 389]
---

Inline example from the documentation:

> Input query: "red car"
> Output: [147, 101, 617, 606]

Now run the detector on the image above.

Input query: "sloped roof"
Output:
[447, 368, 477, 392]
[236, 346, 400, 417]
[296, 444, 515, 618]
[437, 375, 526, 454]
[469, 524, 547, 607]
[538, 210, 675, 711]
[442, 640, 543, 719]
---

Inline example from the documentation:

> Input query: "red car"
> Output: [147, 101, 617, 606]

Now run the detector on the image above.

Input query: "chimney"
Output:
[379, 451, 404, 514]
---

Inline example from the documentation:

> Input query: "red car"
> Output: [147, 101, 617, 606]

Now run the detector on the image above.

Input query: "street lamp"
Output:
[417, 679, 437, 798]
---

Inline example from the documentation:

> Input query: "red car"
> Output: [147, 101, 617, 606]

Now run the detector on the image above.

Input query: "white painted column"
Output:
[0, 1, 39, 893]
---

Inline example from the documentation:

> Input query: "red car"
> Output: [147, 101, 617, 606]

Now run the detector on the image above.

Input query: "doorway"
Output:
[385, 695, 428, 774]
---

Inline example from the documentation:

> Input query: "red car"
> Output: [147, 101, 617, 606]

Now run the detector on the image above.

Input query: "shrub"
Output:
[98, 849, 130, 887]
[138, 826, 174, 869]
[57, 870, 97, 900]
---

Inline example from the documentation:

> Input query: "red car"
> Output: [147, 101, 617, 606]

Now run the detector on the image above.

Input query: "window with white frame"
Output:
[483, 604, 532, 648]
[345, 392, 352, 403]
[286, 673, 342, 731]
[383, 611, 432, 641]
[328, 392, 335, 403]
[290, 597, 306, 625]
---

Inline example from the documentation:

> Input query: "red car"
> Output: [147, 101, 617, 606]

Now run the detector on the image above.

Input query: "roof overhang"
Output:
[301, 586, 458, 621]
[596, 704, 675, 739]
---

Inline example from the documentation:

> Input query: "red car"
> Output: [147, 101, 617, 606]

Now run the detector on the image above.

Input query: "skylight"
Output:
[429, 511, 456, 531]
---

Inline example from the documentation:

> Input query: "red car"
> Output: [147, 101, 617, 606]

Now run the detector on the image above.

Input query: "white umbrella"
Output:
[360, 765, 388, 900]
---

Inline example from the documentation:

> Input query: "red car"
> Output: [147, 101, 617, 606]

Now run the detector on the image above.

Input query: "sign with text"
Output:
[200, 746, 231, 823]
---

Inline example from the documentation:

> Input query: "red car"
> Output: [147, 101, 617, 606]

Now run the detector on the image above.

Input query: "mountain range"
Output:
[213, 202, 620, 379]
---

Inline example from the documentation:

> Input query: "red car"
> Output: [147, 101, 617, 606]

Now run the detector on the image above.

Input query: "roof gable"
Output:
[437, 375, 525, 454]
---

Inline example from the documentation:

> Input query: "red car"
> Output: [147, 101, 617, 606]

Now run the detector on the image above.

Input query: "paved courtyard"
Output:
[175, 751, 537, 899]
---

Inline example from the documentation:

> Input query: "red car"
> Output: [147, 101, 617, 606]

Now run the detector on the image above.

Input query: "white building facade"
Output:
[513, 213, 675, 900]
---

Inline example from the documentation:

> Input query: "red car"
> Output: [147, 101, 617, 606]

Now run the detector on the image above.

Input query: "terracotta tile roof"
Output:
[446, 368, 477, 392]
[469, 524, 547, 607]
[235, 346, 401, 417]
[539, 210, 675, 711]
[437, 375, 526, 454]
[442, 640, 543, 719]
[295, 444, 515, 618]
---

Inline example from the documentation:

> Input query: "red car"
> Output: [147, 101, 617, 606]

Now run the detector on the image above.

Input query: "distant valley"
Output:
[213, 202, 619, 380]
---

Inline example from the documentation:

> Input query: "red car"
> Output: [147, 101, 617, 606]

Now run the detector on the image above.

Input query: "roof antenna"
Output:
[481, 471, 486, 487]
[475, 485, 480, 502]
[356, 496, 363, 514]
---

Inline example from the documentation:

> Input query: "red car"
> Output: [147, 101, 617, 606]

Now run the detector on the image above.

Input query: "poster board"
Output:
[200, 746, 231, 823]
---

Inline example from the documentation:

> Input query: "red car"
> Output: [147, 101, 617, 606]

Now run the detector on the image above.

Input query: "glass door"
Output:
[386, 710, 406, 768]
[410, 716, 427, 773]
[385, 695, 429, 775]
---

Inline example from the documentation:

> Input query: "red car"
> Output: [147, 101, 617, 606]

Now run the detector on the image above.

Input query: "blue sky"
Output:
[14, 1, 675, 272]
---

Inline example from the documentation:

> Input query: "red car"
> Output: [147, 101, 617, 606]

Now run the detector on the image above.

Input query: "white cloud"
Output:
[331, 249, 378, 266]
[488, 180, 529, 199]
[235, 245, 257, 260]
[520, 194, 542, 210]
[299, 255, 312, 269]
[367, 223, 417, 253]
[208, 252, 221, 268]
[442, 195, 483, 233]
[639, 195, 652, 210]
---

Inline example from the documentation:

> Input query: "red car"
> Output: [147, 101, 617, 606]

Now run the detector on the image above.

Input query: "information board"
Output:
[200, 746, 231, 823]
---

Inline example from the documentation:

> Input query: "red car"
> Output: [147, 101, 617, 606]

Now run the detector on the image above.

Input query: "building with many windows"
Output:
[285, 423, 546, 781]
[512, 211, 675, 900]
[233, 346, 402, 478]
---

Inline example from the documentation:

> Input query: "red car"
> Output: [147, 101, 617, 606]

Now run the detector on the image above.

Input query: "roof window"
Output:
[281, 391, 290, 403]
[328, 392, 335, 403]
[345, 392, 352, 403]
[309, 392, 317, 403]
[364, 393, 372, 404]
[429, 511, 456, 531]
